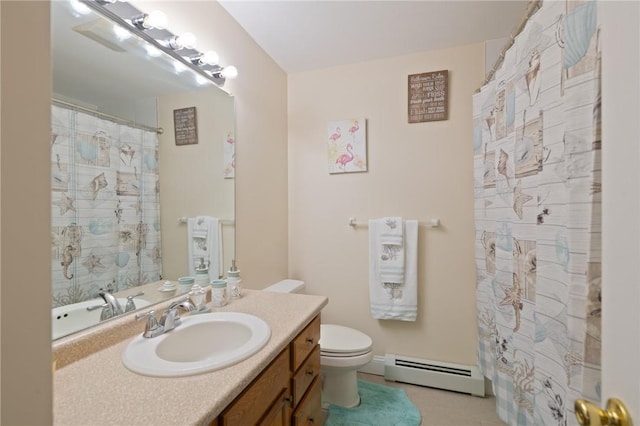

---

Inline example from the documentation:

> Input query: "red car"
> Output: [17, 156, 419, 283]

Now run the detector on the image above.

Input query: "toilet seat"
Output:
[320, 324, 373, 357]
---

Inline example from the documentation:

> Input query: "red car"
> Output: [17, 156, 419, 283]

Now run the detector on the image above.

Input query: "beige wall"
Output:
[288, 43, 484, 365]
[158, 88, 235, 280]
[1, 2, 52, 424]
[134, 1, 290, 287]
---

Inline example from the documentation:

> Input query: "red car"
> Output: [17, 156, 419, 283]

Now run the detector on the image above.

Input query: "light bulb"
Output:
[220, 66, 238, 79]
[132, 10, 168, 30]
[200, 50, 219, 66]
[145, 10, 168, 30]
[167, 32, 197, 50]
[177, 33, 197, 50]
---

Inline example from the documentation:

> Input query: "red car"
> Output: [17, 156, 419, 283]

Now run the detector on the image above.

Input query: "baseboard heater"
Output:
[384, 354, 485, 397]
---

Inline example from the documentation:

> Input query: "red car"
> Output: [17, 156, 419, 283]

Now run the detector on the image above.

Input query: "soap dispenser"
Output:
[227, 259, 242, 299]
[195, 257, 209, 287]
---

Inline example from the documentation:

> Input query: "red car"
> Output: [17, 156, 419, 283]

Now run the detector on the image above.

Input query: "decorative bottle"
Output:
[195, 257, 209, 287]
[227, 259, 242, 299]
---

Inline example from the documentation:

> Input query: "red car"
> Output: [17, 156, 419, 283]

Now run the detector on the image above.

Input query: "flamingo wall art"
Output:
[327, 117, 367, 174]
[223, 130, 235, 178]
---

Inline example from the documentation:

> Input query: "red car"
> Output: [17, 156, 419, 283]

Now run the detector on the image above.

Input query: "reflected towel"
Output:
[369, 218, 418, 321]
[187, 216, 221, 280]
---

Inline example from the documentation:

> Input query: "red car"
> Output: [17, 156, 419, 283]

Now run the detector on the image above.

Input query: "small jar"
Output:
[210, 280, 228, 307]
[177, 276, 194, 294]
[194, 259, 209, 287]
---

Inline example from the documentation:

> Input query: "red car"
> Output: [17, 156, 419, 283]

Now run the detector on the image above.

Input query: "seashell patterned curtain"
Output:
[51, 105, 162, 308]
[473, 1, 601, 424]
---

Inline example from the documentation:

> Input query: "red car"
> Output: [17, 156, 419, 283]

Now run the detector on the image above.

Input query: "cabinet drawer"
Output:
[292, 376, 322, 426]
[291, 345, 320, 407]
[291, 316, 320, 372]
[221, 348, 290, 426]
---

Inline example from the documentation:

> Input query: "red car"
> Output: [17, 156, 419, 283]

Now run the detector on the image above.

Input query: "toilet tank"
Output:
[264, 279, 305, 294]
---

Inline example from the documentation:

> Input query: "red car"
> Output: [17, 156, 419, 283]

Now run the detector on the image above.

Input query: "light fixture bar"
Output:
[80, 0, 232, 88]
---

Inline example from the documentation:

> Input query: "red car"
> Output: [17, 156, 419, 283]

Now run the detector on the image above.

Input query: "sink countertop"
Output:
[53, 289, 328, 426]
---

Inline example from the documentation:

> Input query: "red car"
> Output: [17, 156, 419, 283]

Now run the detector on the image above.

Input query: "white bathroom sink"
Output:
[52, 297, 151, 340]
[121, 312, 271, 377]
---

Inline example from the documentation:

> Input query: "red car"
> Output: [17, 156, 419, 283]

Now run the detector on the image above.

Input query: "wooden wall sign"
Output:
[173, 106, 198, 145]
[408, 70, 449, 123]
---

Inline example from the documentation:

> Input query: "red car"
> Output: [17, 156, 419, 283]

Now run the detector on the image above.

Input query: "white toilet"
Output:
[264, 280, 374, 408]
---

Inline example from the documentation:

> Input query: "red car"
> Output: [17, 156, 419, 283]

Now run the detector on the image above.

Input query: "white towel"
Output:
[378, 217, 405, 284]
[187, 216, 222, 280]
[369, 218, 418, 321]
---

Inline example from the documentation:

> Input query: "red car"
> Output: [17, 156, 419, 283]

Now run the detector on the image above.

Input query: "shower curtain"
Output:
[51, 105, 162, 307]
[473, 1, 600, 425]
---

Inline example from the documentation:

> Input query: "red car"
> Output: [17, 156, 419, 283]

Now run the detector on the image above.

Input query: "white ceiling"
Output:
[218, 1, 531, 73]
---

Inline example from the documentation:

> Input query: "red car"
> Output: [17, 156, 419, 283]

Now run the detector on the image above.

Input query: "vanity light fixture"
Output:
[191, 50, 219, 66]
[83, 0, 237, 87]
[165, 32, 197, 50]
[211, 65, 238, 80]
[130, 10, 168, 30]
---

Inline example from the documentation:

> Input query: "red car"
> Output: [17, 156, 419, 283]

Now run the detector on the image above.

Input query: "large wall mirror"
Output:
[51, 0, 235, 340]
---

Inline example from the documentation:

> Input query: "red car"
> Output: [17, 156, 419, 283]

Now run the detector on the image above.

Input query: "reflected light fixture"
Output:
[195, 74, 209, 86]
[173, 61, 188, 74]
[71, 0, 92, 15]
[112, 23, 131, 41]
[131, 10, 168, 30]
[145, 45, 162, 57]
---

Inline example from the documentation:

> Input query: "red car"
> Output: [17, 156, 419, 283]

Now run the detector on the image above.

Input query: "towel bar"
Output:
[348, 217, 440, 228]
[177, 217, 235, 225]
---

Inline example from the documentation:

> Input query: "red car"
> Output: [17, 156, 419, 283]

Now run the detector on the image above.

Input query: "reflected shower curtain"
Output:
[51, 105, 162, 307]
[473, 1, 600, 424]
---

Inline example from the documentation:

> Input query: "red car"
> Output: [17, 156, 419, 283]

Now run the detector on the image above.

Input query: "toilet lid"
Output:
[320, 324, 373, 355]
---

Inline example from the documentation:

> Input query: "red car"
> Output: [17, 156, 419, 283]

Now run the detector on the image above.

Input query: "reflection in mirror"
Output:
[50, 0, 235, 340]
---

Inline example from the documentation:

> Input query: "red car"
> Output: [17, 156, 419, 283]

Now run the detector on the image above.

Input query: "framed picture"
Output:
[328, 118, 367, 174]
[173, 106, 198, 145]
[408, 70, 448, 123]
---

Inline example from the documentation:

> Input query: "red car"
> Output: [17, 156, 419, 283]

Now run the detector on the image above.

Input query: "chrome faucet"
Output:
[136, 297, 196, 338]
[125, 291, 145, 312]
[135, 310, 164, 338]
[160, 297, 196, 332]
[99, 290, 124, 318]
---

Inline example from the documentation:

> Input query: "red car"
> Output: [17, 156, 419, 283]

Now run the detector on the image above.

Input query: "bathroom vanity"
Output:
[53, 289, 327, 425]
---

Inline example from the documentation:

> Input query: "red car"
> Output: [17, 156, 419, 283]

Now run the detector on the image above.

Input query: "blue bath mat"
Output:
[325, 379, 421, 426]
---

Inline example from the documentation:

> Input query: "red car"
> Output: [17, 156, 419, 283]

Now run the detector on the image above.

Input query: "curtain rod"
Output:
[52, 98, 164, 134]
[475, 0, 543, 93]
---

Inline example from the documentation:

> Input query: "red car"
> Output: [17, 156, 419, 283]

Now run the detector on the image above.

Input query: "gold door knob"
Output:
[575, 398, 633, 426]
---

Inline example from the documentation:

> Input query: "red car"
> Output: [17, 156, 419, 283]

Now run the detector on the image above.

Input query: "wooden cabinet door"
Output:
[259, 388, 292, 426]
[220, 348, 290, 426]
